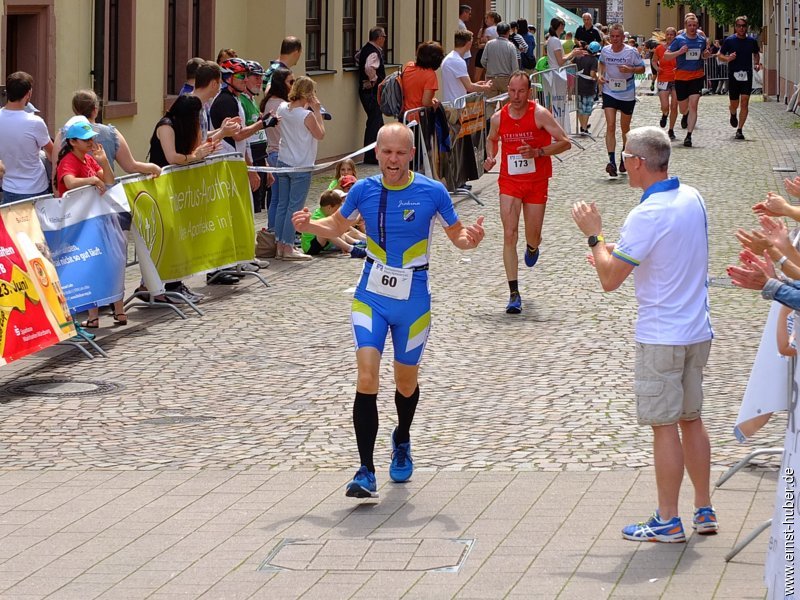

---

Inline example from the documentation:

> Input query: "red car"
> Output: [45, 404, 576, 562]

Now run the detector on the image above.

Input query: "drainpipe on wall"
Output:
[92, 0, 105, 122]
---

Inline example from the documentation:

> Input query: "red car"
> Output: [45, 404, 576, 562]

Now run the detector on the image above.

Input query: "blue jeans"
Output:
[266, 151, 280, 231]
[274, 160, 312, 246]
[1, 188, 49, 204]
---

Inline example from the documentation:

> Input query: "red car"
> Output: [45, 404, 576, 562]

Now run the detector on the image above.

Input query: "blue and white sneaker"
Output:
[506, 292, 522, 314]
[622, 511, 686, 543]
[524, 246, 540, 268]
[390, 429, 413, 483]
[345, 466, 378, 498]
[692, 506, 719, 534]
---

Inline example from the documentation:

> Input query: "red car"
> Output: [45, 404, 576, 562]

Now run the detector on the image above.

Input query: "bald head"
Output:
[376, 123, 414, 150]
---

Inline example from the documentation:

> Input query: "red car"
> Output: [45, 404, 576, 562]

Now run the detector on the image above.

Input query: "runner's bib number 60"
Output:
[507, 153, 536, 175]
[366, 261, 413, 300]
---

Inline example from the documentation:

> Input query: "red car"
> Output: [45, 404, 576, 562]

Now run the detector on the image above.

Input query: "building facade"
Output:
[1, 0, 466, 164]
[761, 0, 800, 103]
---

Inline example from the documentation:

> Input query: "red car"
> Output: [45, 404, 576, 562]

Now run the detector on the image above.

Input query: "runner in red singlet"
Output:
[484, 71, 571, 314]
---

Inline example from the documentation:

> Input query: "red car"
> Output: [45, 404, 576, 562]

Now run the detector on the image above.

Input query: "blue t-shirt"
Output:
[669, 33, 707, 76]
[341, 172, 459, 296]
[720, 34, 760, 73]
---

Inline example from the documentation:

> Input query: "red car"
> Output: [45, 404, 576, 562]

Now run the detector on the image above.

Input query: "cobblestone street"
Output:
[0, 93, 797, 598]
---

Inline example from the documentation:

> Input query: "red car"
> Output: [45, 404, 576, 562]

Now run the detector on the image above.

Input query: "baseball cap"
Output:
[588, 41, 602, 53]
[65, 120, 98, 140]
[339, 175, 357, 188]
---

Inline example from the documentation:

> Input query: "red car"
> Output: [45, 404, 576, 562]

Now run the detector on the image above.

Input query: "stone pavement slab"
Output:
[0, 93, 798, 598]
[0, 468, 777, 599]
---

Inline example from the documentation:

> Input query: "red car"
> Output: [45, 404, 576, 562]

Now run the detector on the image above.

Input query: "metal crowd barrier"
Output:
[704, 56, 729, 94]
[530, 64, 583, 145]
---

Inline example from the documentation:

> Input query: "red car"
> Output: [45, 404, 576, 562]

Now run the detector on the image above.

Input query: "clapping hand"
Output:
[728, 249, 776, 290]
[753, 191, 791, 218]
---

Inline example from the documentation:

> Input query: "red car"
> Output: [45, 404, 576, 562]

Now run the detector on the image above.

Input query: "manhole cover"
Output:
[258, 538, 474, 573]
[4, 378, 124, 398]
[139, 416, 216, 425]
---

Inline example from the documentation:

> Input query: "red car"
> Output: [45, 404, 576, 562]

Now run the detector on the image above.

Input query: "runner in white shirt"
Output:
[598, 23, 645, 177]
[441, 31, 492, 103]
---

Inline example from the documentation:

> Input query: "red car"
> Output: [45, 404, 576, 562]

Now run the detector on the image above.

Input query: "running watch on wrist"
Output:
[587, 234, 605, 248]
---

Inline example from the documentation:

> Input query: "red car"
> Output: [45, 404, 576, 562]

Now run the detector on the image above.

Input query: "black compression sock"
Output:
[508, 280, 519, 295]
[394, 386, 419, 445]
[353, 391, 378, 473]
[608, 152, 616, 165]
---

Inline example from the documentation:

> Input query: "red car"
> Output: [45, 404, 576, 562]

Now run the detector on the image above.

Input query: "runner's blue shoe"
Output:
[345, 465, 377, 498]
[506, 292, 522, 314]
[524, 246, 540, 268]
[692, 506, 719, 534]
[390, 429, 413, 483]
[622, 511, 686, 543]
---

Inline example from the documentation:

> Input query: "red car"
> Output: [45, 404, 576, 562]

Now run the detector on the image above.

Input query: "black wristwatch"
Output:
[587, 234, 605, 248]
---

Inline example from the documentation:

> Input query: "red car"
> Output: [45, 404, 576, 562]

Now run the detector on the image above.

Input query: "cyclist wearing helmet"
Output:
[208, 57, 269, 283]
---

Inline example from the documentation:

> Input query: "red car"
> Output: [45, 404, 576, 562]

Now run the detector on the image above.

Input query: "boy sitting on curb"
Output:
[301, 190, 367, 258]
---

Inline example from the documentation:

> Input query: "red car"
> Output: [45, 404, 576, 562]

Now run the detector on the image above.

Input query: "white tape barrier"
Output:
[247, 141, 377, 175]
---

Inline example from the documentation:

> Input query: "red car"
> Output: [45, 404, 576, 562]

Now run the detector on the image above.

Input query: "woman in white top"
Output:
[475, 11, 501, 82]
[259, 67, 294, 232]
[273, 76, 326, 260]
[546, 17, 585, 69]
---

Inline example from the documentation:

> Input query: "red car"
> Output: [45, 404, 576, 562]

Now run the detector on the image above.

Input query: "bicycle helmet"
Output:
[220, 57, 248, 75]
[246, 60, 265, 76]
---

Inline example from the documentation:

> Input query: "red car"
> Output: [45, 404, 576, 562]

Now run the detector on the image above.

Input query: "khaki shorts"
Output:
[634, 340, 712, 426]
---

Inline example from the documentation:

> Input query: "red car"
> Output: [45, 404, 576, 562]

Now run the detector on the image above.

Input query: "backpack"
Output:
[377, 68, 404, 119]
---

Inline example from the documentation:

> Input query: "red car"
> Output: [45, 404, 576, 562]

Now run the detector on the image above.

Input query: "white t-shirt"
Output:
[276, 102, 318, 167]
[442, 50, 470, 103]
[457, 19, 472, 60]
[599, 44, 644, 101]
[612, 177, 714, 345]
[0, 108, 51, 194]
[546, 36, 564, 69]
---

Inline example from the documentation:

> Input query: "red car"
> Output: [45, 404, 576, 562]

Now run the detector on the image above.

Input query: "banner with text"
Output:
[121, 158, 255, 282]
[0, 202, 75, 366]
[35, 185, 129, 314]
[764, 356, 800, 599]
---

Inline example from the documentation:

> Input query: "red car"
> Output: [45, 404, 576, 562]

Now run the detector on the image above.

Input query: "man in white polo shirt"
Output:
[441, 30, 493, 103]
[0, 72, 53, 204]
[572, 126, 716, 543]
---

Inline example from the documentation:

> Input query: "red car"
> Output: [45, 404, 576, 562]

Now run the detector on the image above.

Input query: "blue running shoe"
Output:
[692, 506, 719, 534]
[390, 429, 413, 483]
[622, 511, 686, 543]
[345, 466, 377, 498]
[506, 292, 522, 314]
[524, 246, 540, 268]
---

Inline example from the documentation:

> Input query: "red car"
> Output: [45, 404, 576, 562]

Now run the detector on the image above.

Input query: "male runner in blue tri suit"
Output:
[292, 122, 485, 497]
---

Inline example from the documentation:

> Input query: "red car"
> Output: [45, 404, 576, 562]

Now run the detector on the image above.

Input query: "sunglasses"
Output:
[232, 73, 246, 80]
[735, 23, 747, 27]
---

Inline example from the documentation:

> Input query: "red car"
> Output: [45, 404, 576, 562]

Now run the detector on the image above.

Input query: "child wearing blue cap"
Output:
[55, 118, 121, 328]
[575, 41, 600, 134]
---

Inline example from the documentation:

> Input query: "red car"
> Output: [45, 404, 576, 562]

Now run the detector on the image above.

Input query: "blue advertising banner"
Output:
[34, 185, 129, 314]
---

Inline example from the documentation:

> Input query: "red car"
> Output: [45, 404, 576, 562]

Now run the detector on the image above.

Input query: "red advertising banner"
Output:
[0, 203, 74, 366]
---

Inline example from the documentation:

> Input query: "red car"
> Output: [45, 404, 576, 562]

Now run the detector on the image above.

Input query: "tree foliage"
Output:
[661, 0, 762, 28]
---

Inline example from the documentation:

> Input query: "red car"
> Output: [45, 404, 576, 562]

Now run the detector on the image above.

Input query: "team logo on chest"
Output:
[403, 209, 416, 222]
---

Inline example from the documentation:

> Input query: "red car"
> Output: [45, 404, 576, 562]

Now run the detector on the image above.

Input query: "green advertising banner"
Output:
[122, 157, 255, 282]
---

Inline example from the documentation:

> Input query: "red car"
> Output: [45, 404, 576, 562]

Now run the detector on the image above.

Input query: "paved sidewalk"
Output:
[1, 93, 798, 598]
